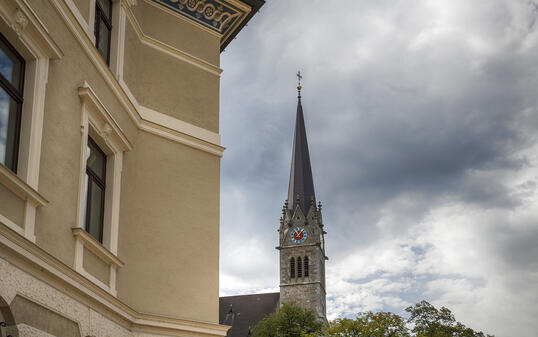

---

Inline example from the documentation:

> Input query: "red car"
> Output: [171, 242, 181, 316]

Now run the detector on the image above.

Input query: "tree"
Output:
[253, 301, 492, 337]
[405, 301, 493, 337]
[251, 302, 323, 337]
[322, 311, 410, 337]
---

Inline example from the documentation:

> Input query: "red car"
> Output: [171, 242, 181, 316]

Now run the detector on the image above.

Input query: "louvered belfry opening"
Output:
[290, 257, 295, 278]
[304, 256, 309, 277]
[297, 257, 303, 278]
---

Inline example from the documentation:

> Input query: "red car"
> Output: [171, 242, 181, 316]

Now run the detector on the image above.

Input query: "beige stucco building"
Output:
[0, 0, 263, 336]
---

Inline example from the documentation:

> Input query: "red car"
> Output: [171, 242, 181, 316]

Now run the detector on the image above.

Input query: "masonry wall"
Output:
[280, 245, 326, 318]
[279, 206, 327, 320]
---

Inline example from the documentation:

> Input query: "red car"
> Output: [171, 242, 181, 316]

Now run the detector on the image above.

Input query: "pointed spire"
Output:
[288, 72, 316, 214]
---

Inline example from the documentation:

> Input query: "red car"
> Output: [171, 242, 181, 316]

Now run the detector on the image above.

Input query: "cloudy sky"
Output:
[218, 1, 538, 336]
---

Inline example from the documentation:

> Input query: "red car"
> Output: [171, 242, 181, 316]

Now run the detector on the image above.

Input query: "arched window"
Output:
[297, 257, 302, 277]
[0, 295, 17, 335]
[304, 256, 309, 277]
[290, 257, 295, 278]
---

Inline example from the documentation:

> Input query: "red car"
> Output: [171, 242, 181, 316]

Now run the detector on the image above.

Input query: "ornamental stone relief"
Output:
[152, 0, 245, 34]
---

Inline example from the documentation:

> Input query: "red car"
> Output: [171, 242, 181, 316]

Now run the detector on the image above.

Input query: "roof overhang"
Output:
[150, 0, 265, 52]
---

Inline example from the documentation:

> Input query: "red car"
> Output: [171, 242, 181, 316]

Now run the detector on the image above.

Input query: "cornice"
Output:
[275, 243, 328, 260]
[118, 79, 225, 156]
[0, 0, 63, 58]
[144, 0, 264, 52]
[142, 0, 222, 38]
[78, 82, 134, 152]
[149, 0, 249, 35]
[220, 0, 263, 51]
[139, 106, 220, 145]
[276, 243, 321, 250]
[138, 120, 225, 156]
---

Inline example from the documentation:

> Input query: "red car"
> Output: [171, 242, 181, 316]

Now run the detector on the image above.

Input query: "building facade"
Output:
[0, 0, 262, 336]
[219, 84, 328, 337]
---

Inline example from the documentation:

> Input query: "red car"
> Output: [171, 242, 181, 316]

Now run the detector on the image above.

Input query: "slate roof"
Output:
[287, 97, 316, 214]
[219, 293, 280, 337]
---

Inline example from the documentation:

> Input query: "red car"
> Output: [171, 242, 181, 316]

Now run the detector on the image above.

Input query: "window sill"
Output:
[0, 163, 47, 207]
[71, 227, 124, 268]
[72, 227, 124, 296]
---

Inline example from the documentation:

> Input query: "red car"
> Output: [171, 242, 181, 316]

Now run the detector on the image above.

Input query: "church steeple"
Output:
[278, 72, 327, 321]
[287, 72, 316, 214]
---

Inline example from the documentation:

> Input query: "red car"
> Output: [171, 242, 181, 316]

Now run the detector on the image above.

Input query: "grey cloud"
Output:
[219, 1, 538, 336]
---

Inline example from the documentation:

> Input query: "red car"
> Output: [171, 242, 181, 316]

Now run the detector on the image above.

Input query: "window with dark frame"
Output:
[84, 138, 106, 243]
[94, 0, 112, 64]
[304, 256, 309, 277]
[290, 257, 295, 279]
[297, 256, 302, 278]
[0, 32, 25, 173]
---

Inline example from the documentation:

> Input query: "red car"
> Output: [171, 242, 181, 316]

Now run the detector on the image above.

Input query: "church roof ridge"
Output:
[219, 292, 280, 299]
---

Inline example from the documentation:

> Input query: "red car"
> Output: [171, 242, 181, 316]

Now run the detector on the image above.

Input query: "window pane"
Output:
[88, 181, 104, 241]
[96, 0, 112, 19]
[87, 140, 106, 180]
[0, 38, 23, 90]
[0, 86, 19, 170]
[97, 20, 110, 62]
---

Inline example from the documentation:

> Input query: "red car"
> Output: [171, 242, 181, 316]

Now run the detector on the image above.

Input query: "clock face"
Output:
[291, 227, 307, 244]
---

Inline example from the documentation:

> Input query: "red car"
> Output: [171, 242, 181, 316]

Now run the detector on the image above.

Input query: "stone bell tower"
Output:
[277, 73, 327, 320]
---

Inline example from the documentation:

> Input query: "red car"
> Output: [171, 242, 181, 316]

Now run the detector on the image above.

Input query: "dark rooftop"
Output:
[219, 293, 280, 337]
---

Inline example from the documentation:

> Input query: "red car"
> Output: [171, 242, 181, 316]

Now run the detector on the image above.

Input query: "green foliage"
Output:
[322, 311, 410, 337]
[405, 301, 494, 337]
[251, 302, 323, 337]
[252, 301, 493, 337]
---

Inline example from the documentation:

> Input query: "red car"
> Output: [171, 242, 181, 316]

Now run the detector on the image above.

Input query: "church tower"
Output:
[277, 74, 327, 320]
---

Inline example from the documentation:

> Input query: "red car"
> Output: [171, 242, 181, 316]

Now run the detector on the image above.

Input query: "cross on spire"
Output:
[296, 70, 302, 98]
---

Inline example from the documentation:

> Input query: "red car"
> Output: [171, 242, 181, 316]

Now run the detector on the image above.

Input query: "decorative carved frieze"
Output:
[152, 0, 248, 35]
